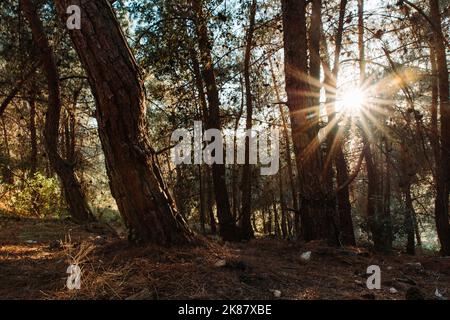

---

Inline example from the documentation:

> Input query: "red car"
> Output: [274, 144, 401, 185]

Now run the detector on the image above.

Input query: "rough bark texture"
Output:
[430, 0, 450, 256]
[54, 0, 193, 244]
[21, 0, 94, 223]
[281, 0, 338, 244]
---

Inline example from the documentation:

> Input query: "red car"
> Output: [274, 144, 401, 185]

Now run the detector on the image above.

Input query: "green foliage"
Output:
[7, 173, 67, 218]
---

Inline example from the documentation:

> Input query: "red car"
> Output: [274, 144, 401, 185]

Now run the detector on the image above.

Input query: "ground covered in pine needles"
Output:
[0, 215, 449, 300]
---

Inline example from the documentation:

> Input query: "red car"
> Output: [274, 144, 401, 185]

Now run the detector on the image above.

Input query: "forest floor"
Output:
[0, 215, 449, 300]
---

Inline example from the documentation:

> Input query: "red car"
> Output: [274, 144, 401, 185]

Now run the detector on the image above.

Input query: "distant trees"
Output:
[21, 0, 94, 223]
[0, 0, 448, 254]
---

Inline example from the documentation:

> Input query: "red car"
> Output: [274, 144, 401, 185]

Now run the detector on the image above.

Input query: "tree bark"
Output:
[430, 0, 450, 256]
[281, 0, 338, 244]
[358, 0, 391, 253]
[240, 0, 257, 240]
[21, 0, 94, 223]
[323, 0, 355, 246]
[191, 0, 240, 241]
[269, 58, 299, 237]
[54, 0, 193, 244]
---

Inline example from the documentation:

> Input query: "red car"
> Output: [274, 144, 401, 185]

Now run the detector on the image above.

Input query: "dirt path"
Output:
[0, 216, 449, 300]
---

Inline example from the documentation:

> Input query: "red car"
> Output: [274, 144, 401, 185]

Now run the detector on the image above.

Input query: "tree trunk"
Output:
[206, 166, 217, 234]
[279, 172, 288, 239]
[400, 145, 416, 255]
[28, 93, 38, 175]
[21, 0, 94, 223]
[269, 58, 299, 237]
[54, 0, 193, 244]
[273, 201, 280, 238]
[323, 0, 355, 246]
[281, 0, 338, 244]
[191, 0, 240, 241]
[240, 0, 257, 240]
[430, 0, 450, 256]
[199, 165, 206, 234]
[358, 0, 391, 253]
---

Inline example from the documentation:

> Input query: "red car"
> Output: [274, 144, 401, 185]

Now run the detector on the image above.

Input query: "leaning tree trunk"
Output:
[54, 0, 193, 245]
[281, 0, 338, 245]
[430, 0, 450, 256]
[21, 0, 94, 223]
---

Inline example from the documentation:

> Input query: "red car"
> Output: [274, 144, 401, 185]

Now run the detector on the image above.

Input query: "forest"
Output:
[0, 0, 449, 301]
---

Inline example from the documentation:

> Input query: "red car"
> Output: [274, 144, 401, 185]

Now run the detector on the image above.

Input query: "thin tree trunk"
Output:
[28, 94, 38, 175]
[357, 0, 391, 253]
[21, 0, 94, 223]
[400, 145, 416, 255]
[191, 0, 240, 241]
[279, 172, 288, 239]
[273, 201, 280, 238]
[54, 0, 193, 244]
[199, 165, 206, 234]
[324, 0, 355, 246]
[240, 0, 257, 240]
[269, 59, 299, 236]
[206, 166, 217, 234]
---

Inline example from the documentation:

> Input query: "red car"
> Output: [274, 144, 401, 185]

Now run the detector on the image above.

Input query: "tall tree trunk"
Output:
[323, 0, 355, 246]
[383, 139, 393, 248]
[191, 0, 240, 241]
[281, 0, 338, 244]
[54, 0, 193, 244]
[430, 0, 450, 256]
[21, 0, 94, 223]
[240, 0, 257, 240]
[357, 0, 391, 252]
[269, 59, 299, 236]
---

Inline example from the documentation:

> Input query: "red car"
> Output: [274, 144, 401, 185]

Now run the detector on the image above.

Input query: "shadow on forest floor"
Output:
[0, 215, 449, 300]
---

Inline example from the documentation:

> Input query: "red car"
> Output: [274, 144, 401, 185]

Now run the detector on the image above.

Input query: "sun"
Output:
[341, 88, 366, 114]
